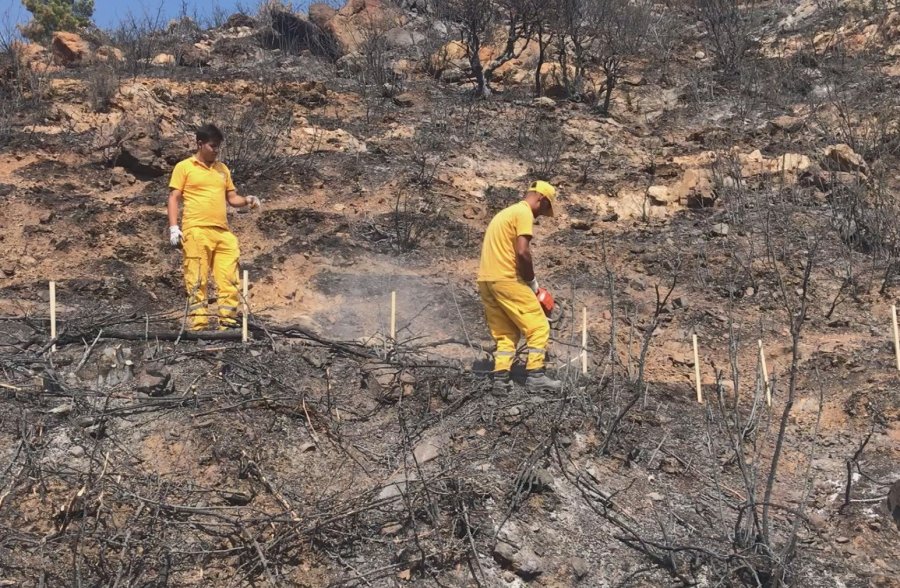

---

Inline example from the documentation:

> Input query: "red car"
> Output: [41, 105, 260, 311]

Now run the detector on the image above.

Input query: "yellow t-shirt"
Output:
[168, 156, 236, 231]
[477, 201, 534, 282]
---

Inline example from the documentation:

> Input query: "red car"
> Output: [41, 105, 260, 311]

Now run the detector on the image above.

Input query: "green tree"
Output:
[20, 0, 94, 43]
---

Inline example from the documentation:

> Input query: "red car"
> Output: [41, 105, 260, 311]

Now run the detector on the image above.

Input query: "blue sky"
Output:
[1, 0, 322, 33]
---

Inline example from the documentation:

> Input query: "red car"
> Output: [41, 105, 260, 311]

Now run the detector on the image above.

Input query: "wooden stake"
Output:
[892, 305, 900, 371]
[242, 270, 249, 344]
[49, 281, 57, 352]
[692, 334, 702, 404]
[581, 307, 588, 375]
[390, 291, 397, 342]
[759, 339, 770, 406]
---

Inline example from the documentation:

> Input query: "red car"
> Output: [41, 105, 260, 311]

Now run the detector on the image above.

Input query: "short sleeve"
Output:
[515, 204, 533, 237]
[222, 164, 235, 192]
[168, 161, 187, 191]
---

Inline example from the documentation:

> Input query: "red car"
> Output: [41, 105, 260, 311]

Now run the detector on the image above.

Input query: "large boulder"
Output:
[11, 41, 54, 72]
[177, 43, 211, 67]
[308, 3, 337, 30]
[51, 32, 91, 66]
[323, 0, 404, 56]
[115, 117, 171, 178]
[822, 143, 868, 173]
[94, 45, 125, 64]
[259, 7, 335, 56]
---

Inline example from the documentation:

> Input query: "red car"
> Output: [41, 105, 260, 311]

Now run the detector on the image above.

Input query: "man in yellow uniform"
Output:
[167, 124, 260, 331]
[478, 180, 560, 394]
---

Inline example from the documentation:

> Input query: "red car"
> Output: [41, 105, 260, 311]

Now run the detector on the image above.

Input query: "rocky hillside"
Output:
[0, 0, 898, 586]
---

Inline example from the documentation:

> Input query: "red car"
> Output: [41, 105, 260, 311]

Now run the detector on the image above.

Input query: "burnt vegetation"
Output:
[1, 0, 899, 586]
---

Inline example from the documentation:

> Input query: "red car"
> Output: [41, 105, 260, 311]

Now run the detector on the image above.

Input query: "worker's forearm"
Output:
[516, 254, 535, 282]
[226, 191, 248, 207]
[167, 195, 179, 226]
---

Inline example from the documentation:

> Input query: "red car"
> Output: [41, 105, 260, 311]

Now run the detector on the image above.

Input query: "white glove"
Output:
[169, 225, 182, 247]
[527, 278, 539, 293]
[245, 195, 261, 209]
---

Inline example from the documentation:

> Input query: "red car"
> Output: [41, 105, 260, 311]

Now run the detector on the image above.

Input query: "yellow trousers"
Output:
[478, 281, 549, 372]
[182, 227, 241, 330]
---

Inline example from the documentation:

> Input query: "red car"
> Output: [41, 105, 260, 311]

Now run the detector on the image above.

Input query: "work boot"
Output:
[525, 369, 561, 393]
[491, 370, 513, 396]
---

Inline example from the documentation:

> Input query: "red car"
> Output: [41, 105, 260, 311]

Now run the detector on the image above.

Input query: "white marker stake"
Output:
[581, 307, 588, 375]
[390, 291, 397, 342]
[759, 339, 770, 406]
[49, 281, 57, 352]
[692, 334, 702, 404]
[893, 305, 900, 371]
[242, 270, 249, 344]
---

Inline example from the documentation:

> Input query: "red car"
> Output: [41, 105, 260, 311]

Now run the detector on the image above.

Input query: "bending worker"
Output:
[477, 181, 561, 394]
[167, 124, 260, 331]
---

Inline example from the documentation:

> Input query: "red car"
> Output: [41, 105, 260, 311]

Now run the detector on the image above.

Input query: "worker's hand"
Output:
[527, 278, 539, 293]
[245, 195, 261, 209]
[169, 225, 182, 247]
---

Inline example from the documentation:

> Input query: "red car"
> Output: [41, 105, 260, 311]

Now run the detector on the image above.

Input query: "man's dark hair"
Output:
[196, 124, 224, 144]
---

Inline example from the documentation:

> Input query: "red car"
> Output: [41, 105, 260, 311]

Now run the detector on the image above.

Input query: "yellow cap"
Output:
[528, 180, 556, 216]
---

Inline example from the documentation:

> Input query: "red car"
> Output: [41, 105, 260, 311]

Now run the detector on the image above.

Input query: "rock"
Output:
[224, 12, 256, 29]
[322, 0, 403, 56]
[493, 542, 545, 580]
[151, 53, 176, 66]
[11, 41, 50, 71]
[660, 456, 681, 474]
[808, 512, 827, 531]
[335, 52, 364, 74]
[823, 144, 867, 173]
[177, 44, 211, 67]
[48, 403, 74, 416]
[392, 93, 414, 107]
[694, 50, 706, 59]
[259, 8, 334, 56]
[648, 492, 665, 502]
[377, 471, 417, 501]
[601, 211, 619, 222]
[647, 185, 673, 206]
[2, 266, 14, 277]
[570, 557, 589, 579]
[115, 117, 170, 177]
[381, 523, 403, 535]
[134, 366, 172, 397]
[384, 27, 424, 49]
[710, 223, 729, 236]
[539, 62, 575, 97]
[69, 446, 85, 457]
[412, 436, 444, 464]
[51, 32, 91, 66]
[835, 536, 850, 544]
[94, 45, 124, 64]
[887, 480, 900, 529]
[675, 168, 716, 208]
[362, 361, 416, 401]
[222, 490, 253, 506]
[532, 96, 557, 109]
[570, 219, 592, 230]
[769, 115, 804, 133]
[739, 149, 811, 177]
[439, 67, 465, 83]
[110, 167, 135, 186]
[308, 3, 337, 30]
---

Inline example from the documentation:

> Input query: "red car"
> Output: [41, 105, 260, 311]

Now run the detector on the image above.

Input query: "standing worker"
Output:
[478, 181, 561, 393]
[167, 124, 260, 331]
